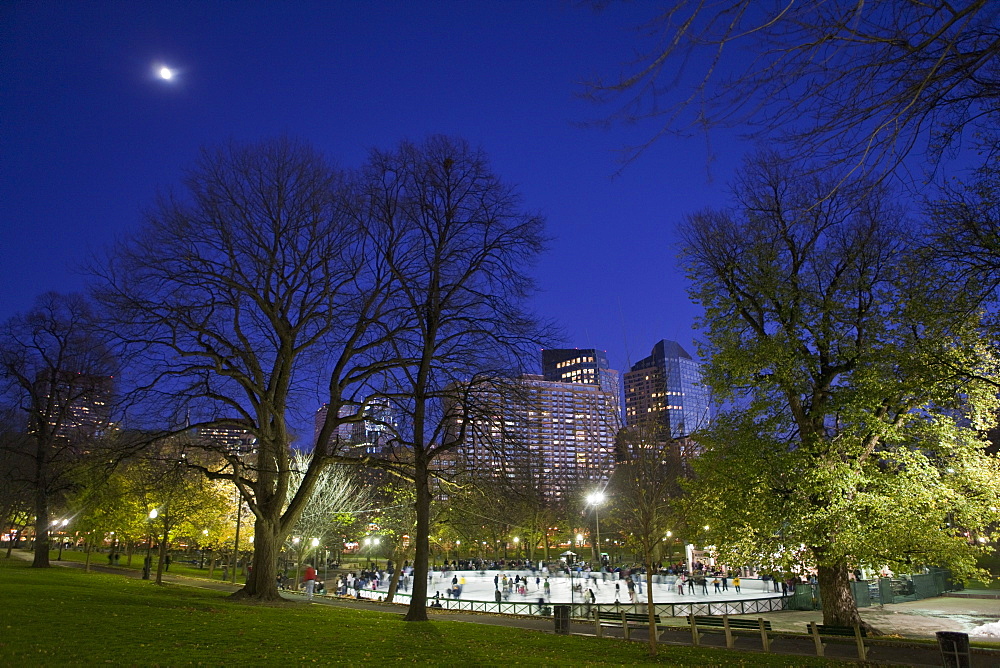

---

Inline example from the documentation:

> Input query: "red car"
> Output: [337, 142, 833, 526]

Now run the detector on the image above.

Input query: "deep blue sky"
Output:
[3, 2, 748, 387]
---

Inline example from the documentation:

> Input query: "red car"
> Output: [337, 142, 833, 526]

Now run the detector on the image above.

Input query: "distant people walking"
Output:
[304, 564, 317, 600]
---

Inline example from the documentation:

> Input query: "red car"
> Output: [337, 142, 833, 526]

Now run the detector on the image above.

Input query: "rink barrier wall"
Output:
[349, 588, 790, 619]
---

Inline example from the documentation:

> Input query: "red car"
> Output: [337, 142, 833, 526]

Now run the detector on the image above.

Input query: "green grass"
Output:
[48, 548, 249, 583]
[0, 558, 842, 667]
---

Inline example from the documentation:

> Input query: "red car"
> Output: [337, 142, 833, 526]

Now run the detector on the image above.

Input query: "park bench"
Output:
[594, 610, 661, 640]
[807, 622, 867, 660]
[688, 614, 772, 651]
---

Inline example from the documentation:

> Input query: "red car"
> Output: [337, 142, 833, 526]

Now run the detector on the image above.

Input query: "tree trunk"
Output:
[404, 455, 430, 621]
[644, 555, 658, 657]
[817, 562, 871, 631]
[230, 517, 282, 602]
[31, 484, 50, 568]
[84, 536, 92, 571]
[6, 526, 21, 559]
[385, 542, 406, 604]
[155, 520, 168, 585]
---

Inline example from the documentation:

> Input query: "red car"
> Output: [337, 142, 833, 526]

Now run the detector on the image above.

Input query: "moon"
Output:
[158, 66, 174, 80]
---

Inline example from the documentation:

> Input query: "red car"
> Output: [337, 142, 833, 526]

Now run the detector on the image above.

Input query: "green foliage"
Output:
[680, 154, 1000, 615]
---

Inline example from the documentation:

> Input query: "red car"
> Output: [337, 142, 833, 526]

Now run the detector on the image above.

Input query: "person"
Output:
[700, 575, 708, 595]
[712, 577, 721, 593]
[733, 576, 741, 593]
[165, 554, 171, 572]
[543, 578, 550, 599]
[721, 574, 728, 591]
[304, 563, 317, 600]
[677, 577, 684, 595]
[588, 588, 596, 604]
[495, 588, 502, 603]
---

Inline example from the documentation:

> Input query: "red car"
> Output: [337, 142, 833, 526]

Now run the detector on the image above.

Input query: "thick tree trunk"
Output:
[404, 455, 430, 621]
[817, 562, 872, 631]
[32, 485, 49, 568]
[230, 517, 282, 602]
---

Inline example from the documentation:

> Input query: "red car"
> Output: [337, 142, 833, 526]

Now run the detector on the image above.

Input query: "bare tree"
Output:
[587, 1, 1000, 178]
[356, 136, 551, 621]
[0, 293, 117, 568]
[94, 138, 397, 601]
[287, 451, 374, 558]
[609, 422, 681, 657]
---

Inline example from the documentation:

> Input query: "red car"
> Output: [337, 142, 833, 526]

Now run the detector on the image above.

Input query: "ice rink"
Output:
[395, 570, 786, 605]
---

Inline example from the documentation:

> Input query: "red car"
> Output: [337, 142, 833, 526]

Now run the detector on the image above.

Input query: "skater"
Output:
[712, 577, 721, 593]
[721, 575, 728, 591]
[304, 563, 317, 600]
[733, 576, 741, 593]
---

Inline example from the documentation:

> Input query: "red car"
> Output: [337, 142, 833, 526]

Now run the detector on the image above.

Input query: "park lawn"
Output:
[0, 559, 842, 667]
[46, 549, 243, 583]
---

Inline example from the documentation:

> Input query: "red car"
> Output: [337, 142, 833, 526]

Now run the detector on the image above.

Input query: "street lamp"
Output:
[587, 491, 606, 567]
[512, 536, 519, 561]
[143, 509, 158, 580]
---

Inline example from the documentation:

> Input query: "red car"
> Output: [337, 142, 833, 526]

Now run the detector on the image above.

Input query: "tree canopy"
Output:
[680, 152, 1000, 628]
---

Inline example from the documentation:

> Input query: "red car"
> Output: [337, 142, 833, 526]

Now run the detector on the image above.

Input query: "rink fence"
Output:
[349, 587, 789, 619]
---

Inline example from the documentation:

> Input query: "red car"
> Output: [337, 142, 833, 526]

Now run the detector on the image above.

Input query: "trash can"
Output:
[553, 604, 570, 634]
[937, 631, 971, 668]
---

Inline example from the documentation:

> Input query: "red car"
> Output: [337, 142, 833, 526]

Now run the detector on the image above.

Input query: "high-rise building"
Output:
[31, 372, 114, 442]
[314, 396, 396, 456]
[541, 348, 620, 394]
[457, 366, 621, 501]
[623, 339, 710, 437]
[195, 425, 258, 457]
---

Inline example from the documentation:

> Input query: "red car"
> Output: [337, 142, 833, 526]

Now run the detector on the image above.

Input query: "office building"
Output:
[314, 396, 396, 456]
[623, 339, 710, 437]
[457, 363, 621, 501]
[541, 348, 619, 393]
[31, 372, 114, 442]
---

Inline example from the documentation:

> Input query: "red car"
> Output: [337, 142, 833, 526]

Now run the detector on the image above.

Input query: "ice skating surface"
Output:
[400, 570, 785, 605]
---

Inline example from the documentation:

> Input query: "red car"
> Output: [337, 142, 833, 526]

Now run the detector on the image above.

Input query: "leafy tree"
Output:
[0, 293, 117, 568]
[679, 152, 1000, 629]
[587, 1, 1000, 176]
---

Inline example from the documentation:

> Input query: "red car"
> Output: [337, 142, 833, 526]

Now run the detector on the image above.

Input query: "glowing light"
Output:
[148, 509, 158, 520]
[311, 537, 319, 547]
[158, 66, 174, 80]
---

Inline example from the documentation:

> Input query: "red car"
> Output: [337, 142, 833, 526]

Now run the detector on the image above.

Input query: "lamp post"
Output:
[53, 519, 68, 559]
[143, 509, 158, 580]
[512, 536, 519, 561]
[586, 491, 606, 567]
[231, 491, 243, 584]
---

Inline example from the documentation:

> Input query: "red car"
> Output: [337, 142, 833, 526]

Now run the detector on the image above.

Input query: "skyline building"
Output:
[457, 350, 621, 501]
[30, 371, 114, 443]
[314, 396, 397, 456]
[541, 348, 620, 394]
[623, 339, 710, 438]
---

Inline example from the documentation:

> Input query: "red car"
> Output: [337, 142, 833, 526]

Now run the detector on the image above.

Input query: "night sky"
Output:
[3, 2, 750, 394]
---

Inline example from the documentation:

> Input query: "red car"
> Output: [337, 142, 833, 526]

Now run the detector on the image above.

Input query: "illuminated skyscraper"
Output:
[457, 349, 621, 501]
[623, 339, 709, 437]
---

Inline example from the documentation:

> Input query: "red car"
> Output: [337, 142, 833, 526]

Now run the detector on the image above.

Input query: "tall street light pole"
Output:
[143, 509, 158, 580]
[586, 491, 606, 567]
